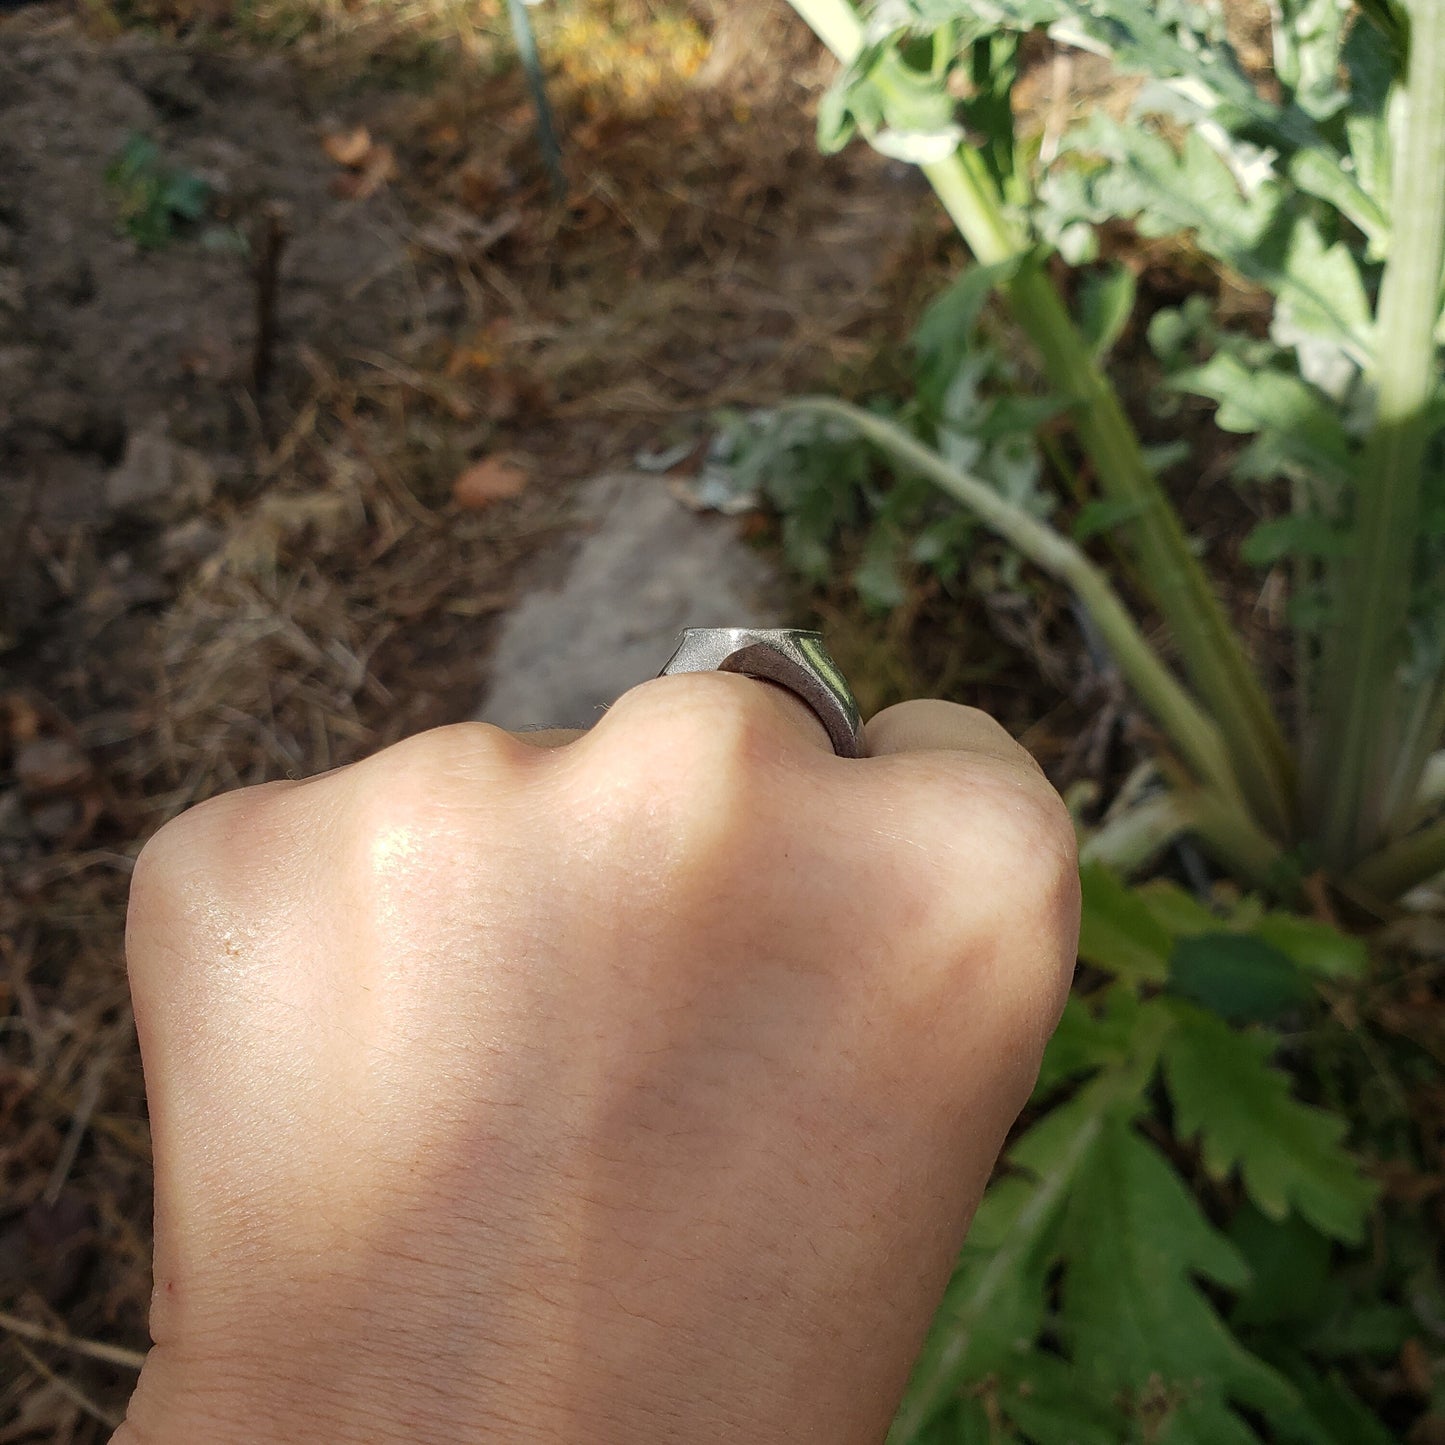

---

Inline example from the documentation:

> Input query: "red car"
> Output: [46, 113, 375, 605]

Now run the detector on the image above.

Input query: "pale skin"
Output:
[113, 673, 1080, 1445]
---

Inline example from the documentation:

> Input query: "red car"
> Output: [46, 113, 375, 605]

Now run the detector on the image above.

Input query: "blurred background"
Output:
[2, 0, 1442, 1440]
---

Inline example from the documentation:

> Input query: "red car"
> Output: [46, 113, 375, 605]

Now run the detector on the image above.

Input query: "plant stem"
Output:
[1348, 812, 1445, 901]
[1182, 790, 1300, 900]
[785, 397, 1243, 804]
[1311, 0, 1445, 864]
[786, 0, 862, 62]
[785, 0, 1295, 838]
[1001, 256, 1295, 836]
[506, 0, 565, 199]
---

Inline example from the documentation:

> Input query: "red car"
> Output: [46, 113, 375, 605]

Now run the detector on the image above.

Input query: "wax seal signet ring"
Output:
[658, 628, 866, 759]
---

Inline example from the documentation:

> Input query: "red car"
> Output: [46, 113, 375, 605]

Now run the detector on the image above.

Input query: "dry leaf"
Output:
[322, 126, 373, 169]
[452, 457, 529, 509]
[332, 143, 399, 200]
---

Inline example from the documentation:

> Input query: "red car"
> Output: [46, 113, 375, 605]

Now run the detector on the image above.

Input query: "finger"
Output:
[510, 727, 587, 749]
[864, 699, 1042, 774]
[591, 671, 837, 759]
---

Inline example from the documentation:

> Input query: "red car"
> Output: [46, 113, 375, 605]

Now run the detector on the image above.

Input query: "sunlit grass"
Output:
[99, 0, 714, 103]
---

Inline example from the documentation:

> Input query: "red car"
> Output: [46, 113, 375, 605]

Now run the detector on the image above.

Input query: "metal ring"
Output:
[658, 628, 866, 758]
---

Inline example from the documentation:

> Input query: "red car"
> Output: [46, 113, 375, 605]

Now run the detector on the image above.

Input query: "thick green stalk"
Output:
[1348, 812, 1445, 901]
[786, 397, 1244, 806]
[1001, 256, 1295, 836]
[1381, 672, 1445, 832]
[785, 0, 1295, 838]
[1182, 791, 1301, 901]
[1312, 0, 1445, 864]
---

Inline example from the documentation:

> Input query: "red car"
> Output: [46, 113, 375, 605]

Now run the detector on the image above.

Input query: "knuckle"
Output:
[125, 782, 291, 973]
[974, 765, 1079, 918]
[602, 672, 782, 772]
[581, 674, 775, 891]
[333, 723, 531, 900]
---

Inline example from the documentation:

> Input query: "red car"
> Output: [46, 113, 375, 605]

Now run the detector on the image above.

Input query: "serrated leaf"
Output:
[1270, 1361, 1399, 1445]
[890, 1079, 1118, 1442]
[1271, 0, 1352, 120]
[1168, 931, 1313, 1022]
[1133, 877, 1219, 936]
[1077, 262, 1136, 361]
[940, 0, 1295, 141]
[1171, 352, 1355, 490]
[1060, 1112, 1301, 1433]
[1251, 911, 1368, 979]
[1272, 214, 1374, 365]
[1161, 1003, 1377, 1240]
[996, 1351, 1126, 1445]
[1033, 985, 1143, 1094]
[1077, 861, 1172, 982]
[1049, 121, 1375, 370]
[1288, 146, 1388, 255]
[1229, 1203, 1333, 1328]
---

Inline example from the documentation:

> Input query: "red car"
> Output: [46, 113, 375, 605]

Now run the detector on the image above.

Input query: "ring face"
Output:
[658, 628, 866, 758]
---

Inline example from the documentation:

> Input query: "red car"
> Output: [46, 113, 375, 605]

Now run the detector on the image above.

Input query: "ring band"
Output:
[658, 628, 866, 758]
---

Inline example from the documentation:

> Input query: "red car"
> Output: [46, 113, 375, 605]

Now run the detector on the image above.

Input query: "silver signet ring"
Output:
[658, 628, 867, 759]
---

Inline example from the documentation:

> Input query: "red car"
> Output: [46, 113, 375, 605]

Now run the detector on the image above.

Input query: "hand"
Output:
[113, 675, 1078, 1445]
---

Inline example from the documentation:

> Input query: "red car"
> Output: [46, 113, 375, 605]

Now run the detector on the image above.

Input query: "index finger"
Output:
[865, 700, 1044, 775]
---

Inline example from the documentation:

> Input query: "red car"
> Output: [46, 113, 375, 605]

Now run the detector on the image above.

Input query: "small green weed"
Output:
[105, 132, 212, 249]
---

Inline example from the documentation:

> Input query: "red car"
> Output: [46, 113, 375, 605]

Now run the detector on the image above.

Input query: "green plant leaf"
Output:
[1167, 931, 1313, 1022]
[854, 525, 911, 610]
[1047, 120, 1375, 370]
[907, 510, 976, 578]
[1133, 877, 1218, 936]
[1076, 262, 1136, 362]
[1170, 351, 1355, 491]
[161, 169, 211, 222]
[1271, 214, 1374, 366]
[1077, 862, 1171, 982]
[1270, 1363, 1399, 1445]
[1270, 0, 1353, 121]
[1161, 1002, 1377, 1240]
[1033, 985, 1142, 1095]
[105, 131, 159, 185]
[1072, 496, 1150, 541]
[1250, 911, 1369, 979]
[1288, 146, 1389, 256]
[994, 1351, 1126, 1445]
[1241, 514, 1355, 567]
[1228, 1202, 1332, 1328]
[1059, 1110, 1301, 1437]
[890, 1076, 1120, 1442]
[911, 260, 1017, 385]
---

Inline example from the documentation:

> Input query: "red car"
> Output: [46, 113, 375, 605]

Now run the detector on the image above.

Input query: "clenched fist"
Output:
[114, 674, 1078, 1445]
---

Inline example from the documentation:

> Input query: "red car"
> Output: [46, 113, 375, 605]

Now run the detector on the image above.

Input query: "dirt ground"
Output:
[0, 3, 975, 1434]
